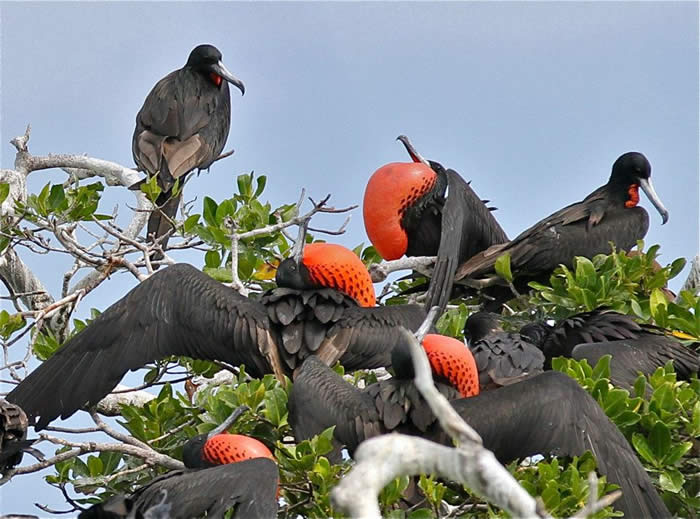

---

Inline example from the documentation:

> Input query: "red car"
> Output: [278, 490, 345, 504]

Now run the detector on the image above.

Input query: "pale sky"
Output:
[1, 1, 698, 515]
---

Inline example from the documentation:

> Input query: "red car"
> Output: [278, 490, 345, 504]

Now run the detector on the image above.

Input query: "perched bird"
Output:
[464, 312, 545, 390]
[80, 410, 278, 519]
[288, 334, 479, 456]
[456, 152, 669, 294]
[7, 240, 426, 430]
[0, 400, 33, 475]
[130, 44, 245, 258]
[520, 308, 699, 390]
[290, 350, 669, 518]
[363, 135, 508, 313]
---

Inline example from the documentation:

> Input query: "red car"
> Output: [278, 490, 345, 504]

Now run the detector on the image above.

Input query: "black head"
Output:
[609, 152, 668, 224]
[463, 312, 502, 343]
[610, 152, 651, 184]
[185, 44, 245, 95]
[275, 257, 313, 290]
[182, 434, 208, 468]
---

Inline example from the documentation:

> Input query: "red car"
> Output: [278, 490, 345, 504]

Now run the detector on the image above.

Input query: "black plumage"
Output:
[363, 136, 508, 313]
[131, 44, 244, 257]
[520, 308, 699, 390]
[456, 152, 669, 293]
[7, 263, 426, 430]
[464, 312, 545, 390]
[289, 358, 669, 518]
[0, 400, 32, 474]
[78, 458, 278, 519]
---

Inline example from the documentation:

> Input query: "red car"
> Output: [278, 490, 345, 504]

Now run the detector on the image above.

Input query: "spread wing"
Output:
[289, 356, 381, 456]
[429, 371, 668, 518]
[7, 264, 281, 430]
[425, 169, 509, 313]
[317, 304, 430, 370]
[573, 336, 699, 390]
[133, 459, 279, 519]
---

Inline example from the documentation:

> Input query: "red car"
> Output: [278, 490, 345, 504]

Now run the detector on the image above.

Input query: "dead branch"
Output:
[368, 256, 435, 283]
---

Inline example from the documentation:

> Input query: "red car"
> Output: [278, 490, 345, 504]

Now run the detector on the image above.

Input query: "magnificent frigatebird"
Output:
[130, 44, 245, 258]
[289, 340, 669, 518]
[363, 136, 508, 312]
[7, 240, 426, 430]
[464, 312, 545, 390]
[79, 410, 278, 519]
[520, 308, 699, 390]
[455, 152, 669, 294]
[288, 334, 478, 457]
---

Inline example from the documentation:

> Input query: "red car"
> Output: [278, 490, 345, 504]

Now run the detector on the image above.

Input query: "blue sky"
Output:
[1, 1, 698, 515]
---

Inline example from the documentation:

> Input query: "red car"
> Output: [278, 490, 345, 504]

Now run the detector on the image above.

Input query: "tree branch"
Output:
[368, 256, 435, 283]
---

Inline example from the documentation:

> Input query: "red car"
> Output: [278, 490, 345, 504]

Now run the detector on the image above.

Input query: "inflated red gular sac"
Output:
[422, 334, 480, 398]
[302, 243, 376, 307]
[363, 160, 441, 260]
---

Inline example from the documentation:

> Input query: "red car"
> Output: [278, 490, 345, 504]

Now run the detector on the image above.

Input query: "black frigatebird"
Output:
[288, 334, 479, 457]
[363, 136, 508, 313]
[79, 410, 278, 519]
[464, 312, 545, 390]
[520, 308, 699, 390]
[455, 152, 669, 294]
[131, 44, 245, 258]
[289, 341, 669, 518]
[7, 239, 427, 430]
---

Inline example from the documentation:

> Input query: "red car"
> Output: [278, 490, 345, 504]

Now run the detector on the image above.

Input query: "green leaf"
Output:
[205, 250, 221, 268]
[0, 183, 10, 205]
[237, 173, 253, 198]
[648, 421, 672, 460]
[494, 252, 513, 283]
[254, 175, 267, 198]
[203, 197, 218, 227]
[631, 433, 657, 465]
[183, 214, 201, 233]
[659, 469, 684, 493]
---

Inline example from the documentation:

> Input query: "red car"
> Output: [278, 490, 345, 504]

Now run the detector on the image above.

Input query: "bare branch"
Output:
[368, 256, 435, 283]
[677, 254, 700, 301]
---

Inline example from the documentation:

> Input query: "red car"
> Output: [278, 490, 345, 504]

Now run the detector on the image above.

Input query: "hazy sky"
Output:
[1, 1, 698, 515]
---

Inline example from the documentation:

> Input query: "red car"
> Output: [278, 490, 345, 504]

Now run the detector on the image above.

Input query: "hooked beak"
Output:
[638, 177, 669, 224]
[290, 220, 309, 265]
[213, 60, 245, 95]
[207, 405, 249, 439]
[396, 135, 430, 167]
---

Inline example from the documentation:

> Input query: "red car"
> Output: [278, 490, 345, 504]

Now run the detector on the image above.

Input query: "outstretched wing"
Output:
[289, 356, 381, 457]
[573, 336, 699, 390]
[7, 264, 280, 430]
[133, 459, 279, 519]
[317, 304, 429, 370]
[425, 170, 508, 313]
[429, 371, 668, 518]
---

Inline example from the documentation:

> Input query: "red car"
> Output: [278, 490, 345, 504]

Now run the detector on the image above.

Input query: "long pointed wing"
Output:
[132, 459, 279, 519]
[317, 304, 429, 370]
[430, 371, 668, 518]
[7, 264, 279, 430]
[425, 170, 509, 313]
[289, 356, 381, 456]
[573, 337, 699, 390]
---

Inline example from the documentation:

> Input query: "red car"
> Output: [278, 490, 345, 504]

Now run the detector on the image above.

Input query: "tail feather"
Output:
[147, 192, 181, 267]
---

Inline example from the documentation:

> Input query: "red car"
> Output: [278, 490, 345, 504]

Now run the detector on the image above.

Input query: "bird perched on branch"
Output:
[289, 331, 669, 518]
[7, 232, 428, 430]
[130, 44, 245, 260]
[363, 135, 508, 313]
[79, 407, 278, 519]
[456, 152, 669, 296]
